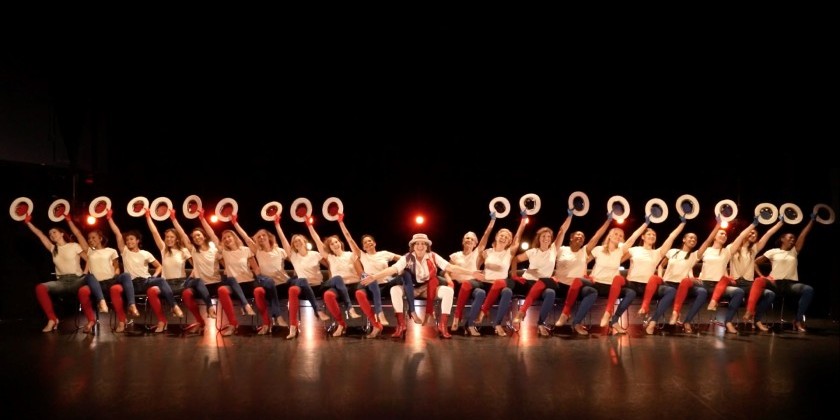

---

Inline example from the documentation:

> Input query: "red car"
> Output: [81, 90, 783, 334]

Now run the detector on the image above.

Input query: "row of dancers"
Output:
[21, 203, 819, 339]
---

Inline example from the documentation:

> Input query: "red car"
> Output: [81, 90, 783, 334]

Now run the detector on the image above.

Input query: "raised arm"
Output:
[657, 217, 687, 258]
[306, 220, 329, 260]
[23, 216, 54, 251]
[755, 219, 784, 253]
[337, 214, 361, 258]
[65, 215, 89, 252]
[169, 209, 195, 253]
[509, 213, 528, 257]
[696, 219, 723, 258]
[198, 209, 221, 245]
[554, 209, 574, 249]
[795, 216, 815, 252]
[585, 212, 614, 255]
[729, 218, 758, 251]
[620, 216, 651, 254]
[107, 210, 126, 252]
[145, 210, 165, 251]
[231, 214, 258, 254]
[475, 212, 498, 268]
[274, 215, 292, 255]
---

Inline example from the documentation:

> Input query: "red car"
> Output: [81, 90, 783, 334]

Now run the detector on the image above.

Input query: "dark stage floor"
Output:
[2, 302, 838, 420]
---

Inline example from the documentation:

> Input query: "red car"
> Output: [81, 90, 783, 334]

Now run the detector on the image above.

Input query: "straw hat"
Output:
[408, 233, 432, 247]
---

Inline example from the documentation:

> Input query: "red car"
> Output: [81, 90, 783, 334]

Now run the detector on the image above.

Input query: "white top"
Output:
[590, 245, 623, 285]
[554, 246, 588, 286]
[256, 247, 290, 284]
[482, 248, 512, 282]
[220, 246, 254, 282]
[121, 247, 156, 279]
[191, 242, 221, 284]
[698, 246, 732, 281]
[87, 247, 119, 281]
[53, 242, 83, 276]
[360, 250, 398, 284]
[729, 246, 756, 281]
[763, 248, 799, 281]
[448, 250, 480, 282]
[626, 246, 659, 284]
[289, 251, 324, 286]
[160, 247, 191, 280]
[327, 251, 360, 284]
[392, 252, 450, 283]
[662, 249, 698, 282]
[522, 247, 557, 280]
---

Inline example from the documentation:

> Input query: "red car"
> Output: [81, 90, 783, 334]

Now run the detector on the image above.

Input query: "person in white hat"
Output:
[367, 232, 484, 339]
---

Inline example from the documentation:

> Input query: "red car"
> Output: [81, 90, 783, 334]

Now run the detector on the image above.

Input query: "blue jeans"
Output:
[573, 285, 598, 326]
[463, 281, 486, 327]
[356, 281, 383, 313]
[254, 275, 282, 318]
[773, 280, 815, 322]
[290, 278, 321, 312]
[184, 277, 212, 307]
[737, 278, 775, 322]
[652, 285, 677, 322]
[537, 288, 556, 324]
[396, 271, 419, 314]
[321, 275, 353, 310]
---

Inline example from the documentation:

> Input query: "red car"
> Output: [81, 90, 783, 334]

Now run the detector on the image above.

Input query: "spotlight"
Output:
[86, 215, 96, 225]
[415, 215, 425, 225]
[520, 242, 529, 251]
[210, 215, 218, 223]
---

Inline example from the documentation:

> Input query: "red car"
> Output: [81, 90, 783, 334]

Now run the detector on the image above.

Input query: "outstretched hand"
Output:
[338, 213, 344, 223]
[144, 208, 151, 217]
[198, 208, 205, 218]
[489, 211, 496, 220]
[567, 208, 574, 217]
[231, 214, 238, 225]
[106, 208, 113, 220]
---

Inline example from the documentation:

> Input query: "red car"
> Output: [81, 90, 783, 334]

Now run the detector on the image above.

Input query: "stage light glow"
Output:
[306, 242, 313, 251]
[86, 215, 96, 225]
[210, 215, 218, 223]
[415, 215, 424, 225]
[721, 221, 729, 229]
[520, 242, 529, 250]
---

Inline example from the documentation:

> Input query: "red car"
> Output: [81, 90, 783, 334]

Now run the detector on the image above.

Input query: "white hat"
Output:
[409, 233, 432, 247]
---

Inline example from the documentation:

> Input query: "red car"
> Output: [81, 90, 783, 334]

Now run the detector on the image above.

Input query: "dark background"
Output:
[2, 23, 838, 320]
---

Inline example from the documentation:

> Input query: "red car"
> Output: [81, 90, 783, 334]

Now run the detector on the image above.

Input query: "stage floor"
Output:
[2, 305, 838, 420]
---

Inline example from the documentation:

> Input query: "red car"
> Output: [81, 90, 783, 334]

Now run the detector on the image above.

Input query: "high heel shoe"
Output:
[274, 316, 288, 327]
[347, 308, 362, 319]
[184, 322, 204, 334]
[366, 325, 383, 339]
[537, 324, 551, 337]
[476, 311, 487, 324]
[494, 325, 507, 337]
[83, 321, 96, 334]
[725, 322, 738, 334]
[742, 310, 754, 322]
[115, 321, 126, 333]
[332, 324, 346, 337]
[128, 305, 140, 318]
[573, 324, 589, 336]
[669, 311, 678, 325]
[450, 316, 461, 332]
[638, 307, 648, 317]
[512, 312, 524, 329]
[555, 313, 569, 327]
[172, 305, 184, 318]
[410, 312, 423, 325]
[286, 325, 299, 340]
[707, 300, 718, 311]
[599, 312, 611, 328]
[98, 300, 109, 314]
[755, 321, 769, 332]
[244, 304, 256, 316]
[424, 312, 436, 326]
[153, 322, 167, 334]
[257, 325, 272, 335]
[42, 319, 58, 332]
[377, 312, 389, 326]
[794, 321, 807, 333]
[610, 322, 627, 335]
[466, 325, 481, 337]
[220, 325, 237, 336]
[645, 320, 657, 335]
[391, 324, 407, 339]
[317, 310, 330, 322]
[438, 323, 451, 339]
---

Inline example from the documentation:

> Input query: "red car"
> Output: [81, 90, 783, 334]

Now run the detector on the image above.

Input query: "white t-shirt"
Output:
[220, 246, 254, 282]
[53, 242, 83, 276]
[662, 248, 698, 282]
[522, 247, 557, 280]
[763, 248, 799, 281]
[87, 247, 119, 281]
[121, 247, 156, 279]
[289, 250, 324, 286]
[327, 251, 360, 284]
[360, 250, 398, 284]
[448, 249, 480, 282]
[626, 246, 659, 283]
[191, 243, 221, 284]
[698, 246, 732, 282]
[160, 247, 191, 280]
[590, 245, 623, 285]
[729, 246, 756, 281]
[256, 246, 290, 284]
[482, 248, 512, 282]
[555, 246, 587, 285]
[392, 252, 450, 283]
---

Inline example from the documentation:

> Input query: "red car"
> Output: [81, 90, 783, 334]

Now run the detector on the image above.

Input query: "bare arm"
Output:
[231, 215, 258, 254]
[107, 212, 125, 252]
[657, 219, 687, 258]
[66, 216, 88, 252]
[169, 209, 195, 253]
[795, 217, 815, 252]
[198, 210, 221, 245]
[337, 216, 361, 258]
[475, 216, 496, 268]
[150, 259, 162, 278]
[585, 214, 613, 255]
[695, 221, 722, 259]
[755, 220, 783, 253]
[620, 218, 651, 255]
[554, 209, 574, 249]
[729, 219, 757, 251]
[509, 214, 528, 257]
[25, 218, 54, 251]
[307, 222, 329, 260]
[274, 215, 292, 255]
[145, 210, 165, 251]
